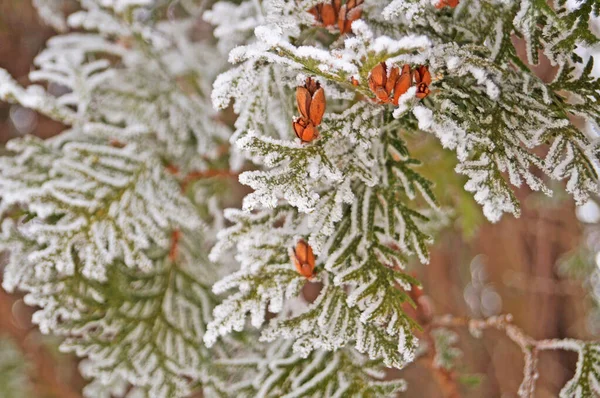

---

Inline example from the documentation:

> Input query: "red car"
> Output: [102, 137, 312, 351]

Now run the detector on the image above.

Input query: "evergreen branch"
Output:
[261, 281, 417, 369]
[431, 314, 592, 398]
[0, 68, 78, 125]
[1, 216, 217, 397]
[208, 340, 407, 397]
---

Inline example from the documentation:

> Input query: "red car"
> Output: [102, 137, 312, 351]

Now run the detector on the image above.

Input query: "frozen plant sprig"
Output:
[206, 0, 600, 394]
[1, 0, 600, 396]
[207, 104, 439, 369]
[0, 1, 240, 396]
[205, 339, 408, 397]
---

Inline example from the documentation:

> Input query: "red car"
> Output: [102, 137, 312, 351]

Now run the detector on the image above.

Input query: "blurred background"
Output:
[0, 1, 599, 397]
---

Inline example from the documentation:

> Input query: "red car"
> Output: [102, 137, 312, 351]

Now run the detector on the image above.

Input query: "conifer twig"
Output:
[430, 314, 584, 398]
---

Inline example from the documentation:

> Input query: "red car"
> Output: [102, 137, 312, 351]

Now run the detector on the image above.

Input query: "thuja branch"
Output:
[430, 314, 585, 398]
[408, 286, 587, 398]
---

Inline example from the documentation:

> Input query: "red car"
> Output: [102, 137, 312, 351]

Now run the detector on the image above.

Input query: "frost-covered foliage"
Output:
[206, 124, 435, 368]
[560, 342, 600, 398]
[0, 1, 230, 396]
[203, 0, 600, 395]
[371, 0, 600, 221]
[205, 340, 407, 397]
[2, 0, 600, 396]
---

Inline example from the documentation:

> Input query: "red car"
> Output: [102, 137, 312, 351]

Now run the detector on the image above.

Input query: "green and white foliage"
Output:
[2, 0, 600, 396]
[206, 339, 407, 397]
[0, 138, 201, 280]
[206, 9, 438, 374]
[2, 0, 229, 171]
[371, 0, 600, 222]
[559, 341, 600, 398]
[204, 0, 600, 394]
[0, 139, 215, 395]
[0, 124, 215, 398]
[0, 0, 232, 396]
[381, 0, 599, 67]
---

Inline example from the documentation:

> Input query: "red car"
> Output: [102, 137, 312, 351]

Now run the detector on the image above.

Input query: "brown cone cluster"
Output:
[293, 77, 326, 143]
[368, 62, 432, 105]
[413, 65, 432, 99]
[292, 240, 316, 278]
[435, 0, 459, 8]
[309, 0, 363, 35]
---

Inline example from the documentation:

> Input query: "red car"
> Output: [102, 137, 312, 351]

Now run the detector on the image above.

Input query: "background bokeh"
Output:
[0, 1, 599, 397]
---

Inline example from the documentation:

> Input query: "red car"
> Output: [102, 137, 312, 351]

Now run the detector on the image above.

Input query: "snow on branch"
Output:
[0, 136, 201, 281]
[1, 0, 600, 395]
[0, 1, 233, 396]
